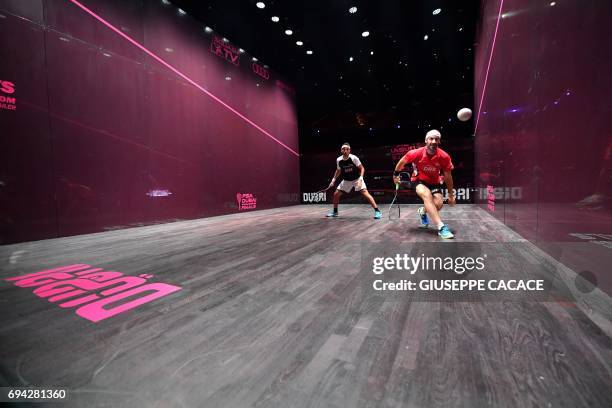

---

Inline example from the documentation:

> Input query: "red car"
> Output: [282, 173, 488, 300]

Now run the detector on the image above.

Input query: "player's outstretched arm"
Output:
[329, 169, 341, 188]
[393, 157, 407, 185]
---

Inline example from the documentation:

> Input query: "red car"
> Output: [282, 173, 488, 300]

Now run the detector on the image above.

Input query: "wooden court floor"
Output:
[1, 205, 611, 407]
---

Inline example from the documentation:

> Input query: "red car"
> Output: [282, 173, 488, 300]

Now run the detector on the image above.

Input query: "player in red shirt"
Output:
[392, 129, 456, 238]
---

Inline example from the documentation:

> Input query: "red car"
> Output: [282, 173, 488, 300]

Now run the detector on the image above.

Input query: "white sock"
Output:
[437, 223, 444, 230]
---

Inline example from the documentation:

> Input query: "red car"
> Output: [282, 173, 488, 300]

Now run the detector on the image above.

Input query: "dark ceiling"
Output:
[168, 0, 479, 142]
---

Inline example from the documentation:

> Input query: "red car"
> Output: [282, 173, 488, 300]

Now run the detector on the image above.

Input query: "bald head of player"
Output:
[425, 129, 441, 154]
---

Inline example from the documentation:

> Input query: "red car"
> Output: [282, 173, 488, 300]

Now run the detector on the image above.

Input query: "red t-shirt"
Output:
[401, 147, 454, 185]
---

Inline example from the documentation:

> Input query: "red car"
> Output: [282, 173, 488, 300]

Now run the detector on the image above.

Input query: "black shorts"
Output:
[413, 180, 444, 195]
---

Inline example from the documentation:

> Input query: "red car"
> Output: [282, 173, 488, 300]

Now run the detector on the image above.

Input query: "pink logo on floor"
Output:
[5, 264, 181, 323]
[236, 193, 257, 210]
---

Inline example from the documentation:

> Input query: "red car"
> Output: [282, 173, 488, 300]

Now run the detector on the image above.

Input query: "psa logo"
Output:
[237, 193, 257, 210]
[251, 63, 270, 80]
[302, 192, 326, 203]
[0, 80, 16, 111]
[210, 36, 240, 66]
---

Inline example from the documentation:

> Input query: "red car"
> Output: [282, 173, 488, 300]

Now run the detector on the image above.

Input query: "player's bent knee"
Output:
[418, 191, 433, 201]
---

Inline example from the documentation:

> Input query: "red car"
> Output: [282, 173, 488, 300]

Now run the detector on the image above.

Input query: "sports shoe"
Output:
[326, 211, 338, 217]
[417, 206, 429, 227]
[438, 225, 454, 239]
[374, 209, 382, 219]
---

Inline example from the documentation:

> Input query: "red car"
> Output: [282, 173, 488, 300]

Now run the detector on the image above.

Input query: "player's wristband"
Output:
[393, 170, 400, 176]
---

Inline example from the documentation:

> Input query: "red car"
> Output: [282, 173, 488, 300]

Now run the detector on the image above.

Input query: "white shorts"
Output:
[337, 178, 367, 193]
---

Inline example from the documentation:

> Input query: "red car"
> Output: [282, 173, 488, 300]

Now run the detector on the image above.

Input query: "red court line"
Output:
[68, 0, 300, 158]
[474, 0, 505, 134]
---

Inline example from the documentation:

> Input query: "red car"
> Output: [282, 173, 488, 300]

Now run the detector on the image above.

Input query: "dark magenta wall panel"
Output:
[474, 0, 612, 291]
[0, 10, 57, 243]
[0, 0, 299, 243]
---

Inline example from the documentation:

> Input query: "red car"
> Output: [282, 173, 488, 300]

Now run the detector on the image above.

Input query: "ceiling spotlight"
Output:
[296, 40, 303, 46]
[225, 76, 231, 81]
[161, 0, 170, 5]
[550, 1, 556, 5]
[204, 26, 213, 33]
[349, 57, 354, 62]
[252, 57, 258, 61]
[285, 29, 293, 35]
[361, 31, 370, 37]
[424, 34, 429, 40]
[222, 37, 229, 43]
[306, 50, 313, 55]
[238, 48, 245, 53]
[349, 6, 358, 14]
[177, 8, 186, 15]
[433, 8, 442, 15]
[271, 16, 279, 22]
[370, 50, 374, 55]
[256, 2, 265, 9]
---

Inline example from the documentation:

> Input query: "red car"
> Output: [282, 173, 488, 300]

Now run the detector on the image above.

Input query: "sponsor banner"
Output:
[0, 80, 16, 111]
[210, 36, 240, 66]
[302, 192, 327, 203]
[391, 144, 420, 161]
[237, 192, 257, 210]
[251, 62, 270, 80]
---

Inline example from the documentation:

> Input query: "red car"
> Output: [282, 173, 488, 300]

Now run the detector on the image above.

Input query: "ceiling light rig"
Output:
[256, 2, 265, 9]
[361, 31, 370, 37]
[349, 6, 358, 14]
[296, 41, 303, 46]
[306, 50, 313, 55]
[271, 16, 279, 22]
[285, 29, 293, 35]
[433, 8, 442, 15]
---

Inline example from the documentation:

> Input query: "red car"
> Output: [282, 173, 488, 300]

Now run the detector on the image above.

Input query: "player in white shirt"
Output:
[326, 143, 382, 219]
